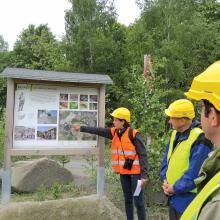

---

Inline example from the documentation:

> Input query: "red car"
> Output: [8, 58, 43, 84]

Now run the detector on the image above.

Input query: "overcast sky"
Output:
[0, 0, 141, 50]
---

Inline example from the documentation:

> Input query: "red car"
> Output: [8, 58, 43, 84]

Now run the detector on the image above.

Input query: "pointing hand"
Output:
[71, 124, 81, 132]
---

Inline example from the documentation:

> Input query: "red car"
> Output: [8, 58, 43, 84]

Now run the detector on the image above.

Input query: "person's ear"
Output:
[215, 109, 220, 126]
[210, 107, 219, 127]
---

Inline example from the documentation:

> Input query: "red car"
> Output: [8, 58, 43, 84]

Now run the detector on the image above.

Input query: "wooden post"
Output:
[2, 78, 14, 204]
[97, 85, 105, 195]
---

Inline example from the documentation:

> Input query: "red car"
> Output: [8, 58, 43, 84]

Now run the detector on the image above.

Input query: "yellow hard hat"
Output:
[185, 60, 220, 111]
[110, 107, 131, 122]
[165, 99, 195, 119]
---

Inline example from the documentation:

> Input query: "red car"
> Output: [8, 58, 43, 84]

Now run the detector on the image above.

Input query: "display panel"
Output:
[13, 84, 98, 149]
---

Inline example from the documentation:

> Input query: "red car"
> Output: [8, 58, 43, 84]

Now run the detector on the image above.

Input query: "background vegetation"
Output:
[0, 0, 219, 213]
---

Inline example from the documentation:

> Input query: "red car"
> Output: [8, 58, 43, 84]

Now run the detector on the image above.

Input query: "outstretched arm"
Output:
[72, 124, 113, 139]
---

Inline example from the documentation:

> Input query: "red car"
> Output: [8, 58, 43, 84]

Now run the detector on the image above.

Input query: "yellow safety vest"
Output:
[180, 171, 220, 220]
[166, 127, 203, 193]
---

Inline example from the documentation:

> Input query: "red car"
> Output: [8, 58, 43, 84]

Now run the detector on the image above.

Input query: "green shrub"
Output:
[82, 154, 97, 178]
[35, 184, 47, 201]
[53, 155, 70, 167]
[51, 182, 62, 199]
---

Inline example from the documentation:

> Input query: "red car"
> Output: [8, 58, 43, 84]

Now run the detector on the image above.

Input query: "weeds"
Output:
[51, 182, 62, 199]
[36, 184, 46, 201]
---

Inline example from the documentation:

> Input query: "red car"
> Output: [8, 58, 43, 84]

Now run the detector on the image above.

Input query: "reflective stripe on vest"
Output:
[111, 127, 141, 174]
[180, 171, 220, 220]
[112, 160, 140, 165]
[166, 127, 203, 193]
[111, 149, 136, 156]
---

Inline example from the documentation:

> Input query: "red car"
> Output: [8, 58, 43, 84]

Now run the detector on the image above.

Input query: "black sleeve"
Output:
[80, 126, 113, 140]
[133, 132, 149, 179]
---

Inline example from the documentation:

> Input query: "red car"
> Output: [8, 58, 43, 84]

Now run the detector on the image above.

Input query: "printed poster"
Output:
[13, 84, 99, 149]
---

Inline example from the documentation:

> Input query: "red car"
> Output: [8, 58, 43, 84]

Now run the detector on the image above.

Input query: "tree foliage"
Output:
[130, 0, 220, 93]
[11, 24, 70, 71]
[0, 36, 10, 116]
[0, 35, 9, 52]
[64, 0, 130, 78]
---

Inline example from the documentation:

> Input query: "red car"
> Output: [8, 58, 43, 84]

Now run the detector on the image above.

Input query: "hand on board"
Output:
[71, 124, 81, 132]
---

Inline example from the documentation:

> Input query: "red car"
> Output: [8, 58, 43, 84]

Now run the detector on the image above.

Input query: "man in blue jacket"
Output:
[160, 99, 213, 220]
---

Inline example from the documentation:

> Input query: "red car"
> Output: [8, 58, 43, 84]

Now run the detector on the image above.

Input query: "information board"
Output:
[13, 84, 98, 149]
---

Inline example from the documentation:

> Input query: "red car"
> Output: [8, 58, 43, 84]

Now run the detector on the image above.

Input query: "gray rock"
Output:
[0, 195, 125, 220]
[11, 158, 73, 192]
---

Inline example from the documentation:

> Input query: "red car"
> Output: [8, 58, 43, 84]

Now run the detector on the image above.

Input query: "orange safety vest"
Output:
[110, 127, 141, 174]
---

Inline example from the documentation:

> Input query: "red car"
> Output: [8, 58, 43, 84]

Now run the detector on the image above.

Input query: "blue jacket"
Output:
[160, 121, 213, 214]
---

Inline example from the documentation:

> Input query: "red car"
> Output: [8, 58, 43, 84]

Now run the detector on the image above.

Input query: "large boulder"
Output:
[11, 158, 73, 192]
[0, 195, 125, 220]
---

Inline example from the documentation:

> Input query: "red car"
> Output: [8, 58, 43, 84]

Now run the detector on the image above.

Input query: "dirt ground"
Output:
[64, 156, 169, 220]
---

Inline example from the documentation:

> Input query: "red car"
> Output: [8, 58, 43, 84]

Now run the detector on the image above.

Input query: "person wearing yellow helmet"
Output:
[160, 99, 213, 220]
[110, 107, 131, 123]
[180, 61, 220, 220]
[72, 107, 149, 220]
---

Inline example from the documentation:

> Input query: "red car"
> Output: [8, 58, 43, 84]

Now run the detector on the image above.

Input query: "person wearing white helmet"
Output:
[72, 107, 148, 220]
[181, 61, 220, 220]
[160, 99, 213, 220]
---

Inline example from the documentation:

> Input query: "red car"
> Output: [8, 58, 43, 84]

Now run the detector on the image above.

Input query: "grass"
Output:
[9, 176, 168, 219]
[11, 182, 96, 203]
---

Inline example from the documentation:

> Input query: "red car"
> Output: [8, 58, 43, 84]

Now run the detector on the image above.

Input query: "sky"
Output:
[0, 0, 141, 50]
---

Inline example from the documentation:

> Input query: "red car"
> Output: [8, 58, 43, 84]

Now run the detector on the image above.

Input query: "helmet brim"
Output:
[184, 90, 202, 101]
[164, 107, 194, 119]
[185, 90, 220, 111]
[165, 109, 172, 117]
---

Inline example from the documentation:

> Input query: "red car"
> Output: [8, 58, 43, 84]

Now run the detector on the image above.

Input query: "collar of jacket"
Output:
[116, 127, 128, 138]
[195, 148, 220, 192]
[175, 120, 201, 142]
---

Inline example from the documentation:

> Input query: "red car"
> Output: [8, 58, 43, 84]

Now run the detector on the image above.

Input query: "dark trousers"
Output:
[169, 206, 181, 220]
[120, 174, 147, 220]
